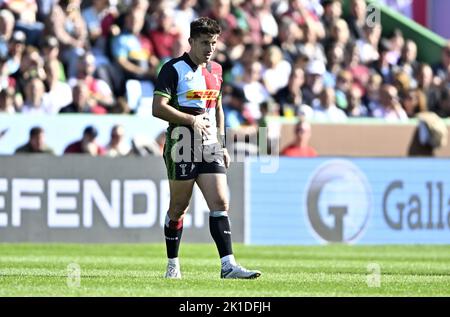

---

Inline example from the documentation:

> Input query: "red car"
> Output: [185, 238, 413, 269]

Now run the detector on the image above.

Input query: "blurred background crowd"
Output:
[0, 0, 449, 156]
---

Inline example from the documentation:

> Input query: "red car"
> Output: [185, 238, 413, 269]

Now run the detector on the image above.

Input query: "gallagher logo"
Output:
[305, 160, 372, 243]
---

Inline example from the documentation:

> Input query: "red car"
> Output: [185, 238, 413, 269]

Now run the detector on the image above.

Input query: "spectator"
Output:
[344, 42, 370, 92]
[21, 77, 47, 114]
[298, 21, 326, 64]
[238, 60, 270, 121]
[15, 126, 54, 154]
[60, 81, 107, 114]
[275, 66, 312, 117]
[323, 41, 344, 88]
[302, 59, 326, 107]
[276, 17, 303, 65]
[433, 41, 450, 85]
[282, 0, 325, 40]
[105, 124, 130, 157]
[370, 39, 395, 84]
[356, 23, 382, 64]
[149, 7, 180, 60]
[363, 72, 383, 115]
[346, 85, 369, 117]
[7, 30, 27, 75]
[64, 125, 106, 155]
[313, 87, 348, 122]
[281, 118, 317, 157]
[0, 56, 14, 92]
[345, 0, 367, 40]
[42, 59, 73, 113]
[261, 45, 292, 95]
[223, 86, 253, 129]
[68, 51, 114, 110]
[111, 8, 157, 112]
[417, 63, 440, 112]
[46, 0, 88, 78]
[229, 43, 261, 85]
[82, 0, 117, 65]
[328, 18, 351, 48]
[173, 0, 198, 51]
[0, 88, 15, 113]
[41, 36, 66, 81]
[0, 9, 15, 58]
[11, 45, 46, 99]
[372, 84, 408, 121]
[386, 28, 404, 65]
[335, 70, 353, 110]
[321, 0, 343, 39]
[204, 0, 237, 43]
[435, 88, 450, 118]
[397, 39, 419, 80]
[402, 88, 427, 118]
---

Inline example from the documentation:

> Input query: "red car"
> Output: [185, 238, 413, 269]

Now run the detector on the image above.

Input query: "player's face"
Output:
[189, 33, 219, 65]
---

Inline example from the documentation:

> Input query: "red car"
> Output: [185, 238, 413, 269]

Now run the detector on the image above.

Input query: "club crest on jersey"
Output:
[184, 72, 195, 81]
[186, 89, 219, 100]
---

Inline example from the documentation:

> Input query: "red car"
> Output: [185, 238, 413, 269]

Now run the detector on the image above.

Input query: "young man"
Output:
[152, 17, 261, 279]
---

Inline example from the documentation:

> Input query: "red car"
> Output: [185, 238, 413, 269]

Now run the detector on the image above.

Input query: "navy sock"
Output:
[164, 214, 183, 259]
[209, 212, 233, 258]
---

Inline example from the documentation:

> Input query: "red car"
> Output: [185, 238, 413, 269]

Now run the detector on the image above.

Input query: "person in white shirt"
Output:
[313, 87, 348, 122]
[372, 84, 408, 122]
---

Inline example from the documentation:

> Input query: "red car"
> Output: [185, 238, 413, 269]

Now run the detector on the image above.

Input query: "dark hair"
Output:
[190, 17, 221, 38]
[30, 126, 43, 138]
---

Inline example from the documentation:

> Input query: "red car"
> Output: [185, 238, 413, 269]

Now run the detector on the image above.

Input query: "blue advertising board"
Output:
[248, 158, 450, 245]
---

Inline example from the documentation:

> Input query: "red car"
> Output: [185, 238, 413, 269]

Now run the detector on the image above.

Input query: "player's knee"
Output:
[170, 204, 189, 219]
[210, 200, 229, 212]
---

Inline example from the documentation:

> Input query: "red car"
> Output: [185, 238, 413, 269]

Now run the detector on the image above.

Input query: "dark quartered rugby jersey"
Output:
[154, 53, 223, 145]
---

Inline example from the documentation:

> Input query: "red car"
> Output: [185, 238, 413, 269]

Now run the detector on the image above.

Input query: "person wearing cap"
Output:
[63, 125, 106, 155]
[41, 36, 66, 81]
[7, 30, 26, 74]
[302, 59, 326, 107]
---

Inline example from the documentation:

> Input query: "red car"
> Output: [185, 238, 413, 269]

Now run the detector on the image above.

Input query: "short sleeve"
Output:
[154, 62, 178, 100]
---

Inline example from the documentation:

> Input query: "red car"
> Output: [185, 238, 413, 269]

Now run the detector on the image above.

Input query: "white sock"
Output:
[221, 254, 236, 268]
[168, 257, 179, 267]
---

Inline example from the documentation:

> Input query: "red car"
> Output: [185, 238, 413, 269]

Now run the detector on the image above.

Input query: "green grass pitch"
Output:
[0, 243, 449, 296]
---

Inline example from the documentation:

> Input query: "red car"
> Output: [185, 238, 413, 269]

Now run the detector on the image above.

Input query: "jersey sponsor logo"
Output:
[186, 89, 220, 100]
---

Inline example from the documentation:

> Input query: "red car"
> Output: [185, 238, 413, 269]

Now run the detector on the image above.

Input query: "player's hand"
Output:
[223, 147, 230, 169]
[191, 114, 210, 138]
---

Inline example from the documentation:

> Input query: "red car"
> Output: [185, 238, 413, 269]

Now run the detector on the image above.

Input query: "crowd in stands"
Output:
[0, 0, 449, 156]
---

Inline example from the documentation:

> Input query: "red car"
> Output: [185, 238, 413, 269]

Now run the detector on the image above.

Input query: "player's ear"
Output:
[188, 37, 193, 45]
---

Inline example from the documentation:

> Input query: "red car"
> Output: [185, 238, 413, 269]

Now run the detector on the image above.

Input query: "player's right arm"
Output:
[152, 94, 195, 125]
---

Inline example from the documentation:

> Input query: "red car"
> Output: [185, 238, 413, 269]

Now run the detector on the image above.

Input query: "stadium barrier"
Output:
[1, 155, 449, 245]
[0, 156, 245, 243]
[277, 118, 450, 157]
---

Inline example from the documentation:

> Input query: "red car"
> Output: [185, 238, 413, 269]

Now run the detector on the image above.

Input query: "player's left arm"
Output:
[216, 96, 230, 168]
